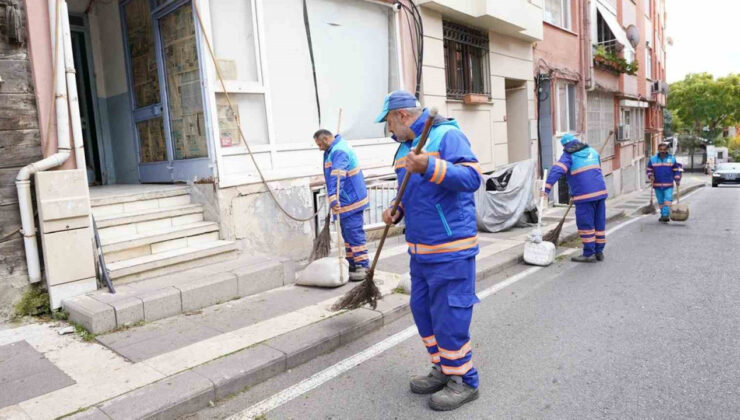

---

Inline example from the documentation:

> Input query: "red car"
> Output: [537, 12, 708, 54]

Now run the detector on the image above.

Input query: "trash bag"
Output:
[475, 159, 537, 233]
[296, 257, 349, 288]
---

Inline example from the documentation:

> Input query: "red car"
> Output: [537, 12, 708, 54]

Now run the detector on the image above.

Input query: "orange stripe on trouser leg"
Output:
[430, 353, 441, 364]
[441, 361, 473, 376]
[353, 254, 369, 262]
[438, 342, 471, 360]
[421, 335, 437, 347]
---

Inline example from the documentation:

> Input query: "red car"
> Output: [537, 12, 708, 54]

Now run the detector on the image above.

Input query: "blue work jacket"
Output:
[545, 140, 608, 203]
[647, 153, 682, 188]
[323, 135, 368, 216]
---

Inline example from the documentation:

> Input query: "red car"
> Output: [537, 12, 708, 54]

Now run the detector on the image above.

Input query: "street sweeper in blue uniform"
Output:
[377, 91, 483, 411]
[314, 129, 369, 281]
[543, 133, 608, 263]
[647, 142, 682, 223]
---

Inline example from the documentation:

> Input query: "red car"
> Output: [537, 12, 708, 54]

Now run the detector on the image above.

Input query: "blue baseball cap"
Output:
[374, 90, 421, 123]
[560, 133, 576, 146]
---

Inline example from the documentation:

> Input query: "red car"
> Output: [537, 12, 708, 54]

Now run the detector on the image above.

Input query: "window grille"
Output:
[443, 21, 491, 100]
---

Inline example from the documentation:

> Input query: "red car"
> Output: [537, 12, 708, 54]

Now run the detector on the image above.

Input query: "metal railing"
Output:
[313, 176, 401, 236]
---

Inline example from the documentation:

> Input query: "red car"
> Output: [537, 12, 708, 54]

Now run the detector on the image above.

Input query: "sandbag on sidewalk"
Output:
[475, 159, 537, 233]
[296, 257, 349, 288]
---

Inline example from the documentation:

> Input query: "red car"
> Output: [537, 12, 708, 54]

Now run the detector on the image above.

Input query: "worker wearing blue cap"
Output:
[378, 90, 483, 411]
[542, 133, 608, 262]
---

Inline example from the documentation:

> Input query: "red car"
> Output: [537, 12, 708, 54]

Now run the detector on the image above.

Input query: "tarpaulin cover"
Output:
[475, 159, 537, 232]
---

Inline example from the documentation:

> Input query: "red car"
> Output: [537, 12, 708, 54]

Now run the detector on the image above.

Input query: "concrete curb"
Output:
[62, 208, 629, 419]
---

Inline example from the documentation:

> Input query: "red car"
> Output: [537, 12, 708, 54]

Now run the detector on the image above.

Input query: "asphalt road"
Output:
[191, 184, 740, 420]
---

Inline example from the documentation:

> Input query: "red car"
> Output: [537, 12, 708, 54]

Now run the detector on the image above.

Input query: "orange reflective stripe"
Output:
[459, 162, 482, 174]
[351, 245, 367, 253]
[336, 197, 369, 214]
[438, 342, 471, 361]
[578, 229, 595, 234]
[555, 162, 569, 171]
[430, 159, 442, 183]
[573, 190, 607, 201]
[348, 168, 360, 176]
[430, 353, 441, 363]
[394, 157, 406, 169]
[595, 239, 606, 244]
[410, 236, 478, 255]
[328, 194, 337, 202]
[441, 361, 473, 376]
[422, 335, 437, 347]
[324, 162, 332, 168]
[595, 230, 606, 235]
[581, 237, 596, 243]
[434, 160, 448, 184]
[354, 254, 369, 262]
[570, 164, 600, 175]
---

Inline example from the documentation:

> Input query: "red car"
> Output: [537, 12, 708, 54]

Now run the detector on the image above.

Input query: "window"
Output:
[544, 0, 571, 30]
[596, 11, 617, 53]
[557, 82, 577, 133]
[443, 21, 491, 100]
[718, 151, 724, 159]
[644, 0, 651, 16]
[645, 45, 652, 79]
[621, 107, 645, 141]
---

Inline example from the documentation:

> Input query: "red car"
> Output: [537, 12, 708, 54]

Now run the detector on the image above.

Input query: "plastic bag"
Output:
[296, 257, 349, 288]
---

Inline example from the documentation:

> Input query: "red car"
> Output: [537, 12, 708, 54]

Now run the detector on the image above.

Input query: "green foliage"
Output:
[14, 285, 51, 318]
[667, 73, 740, 136]
[593, 46, 639, 76]
[73, 323, 97, 342]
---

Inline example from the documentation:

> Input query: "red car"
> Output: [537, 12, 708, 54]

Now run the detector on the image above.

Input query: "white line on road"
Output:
[229, 186, 706, 419]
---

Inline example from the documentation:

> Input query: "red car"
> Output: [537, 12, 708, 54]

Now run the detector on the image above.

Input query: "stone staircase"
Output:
[63, 185, 295, 334]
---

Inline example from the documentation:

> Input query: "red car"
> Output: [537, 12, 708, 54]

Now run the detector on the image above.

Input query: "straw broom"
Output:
[332, 109, 437, 311]
[639, 183, 657, 214]
[543, 130, 614, 245]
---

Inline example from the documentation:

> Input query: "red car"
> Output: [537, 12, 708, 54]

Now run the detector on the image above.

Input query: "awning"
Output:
[596, 3, 635, 57]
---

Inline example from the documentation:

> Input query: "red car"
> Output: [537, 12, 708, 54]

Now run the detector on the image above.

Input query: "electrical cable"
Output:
[303, 0, 321, 125]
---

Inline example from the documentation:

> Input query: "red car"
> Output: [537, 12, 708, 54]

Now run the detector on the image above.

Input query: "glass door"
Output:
[121, 0, 211, 182]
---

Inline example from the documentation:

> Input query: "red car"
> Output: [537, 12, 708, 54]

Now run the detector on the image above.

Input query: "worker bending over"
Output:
[543, 133, 608, 263]
[378, 90, 483, 411]
[647, 142, 682, 223]
[314, 129, 369, 281]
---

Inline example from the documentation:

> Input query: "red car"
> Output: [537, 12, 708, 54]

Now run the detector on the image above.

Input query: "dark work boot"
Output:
[659, 215, 669, 223]
[595, 253, 605, 262]
[410, 365, 448, 394]
[571, 254, 597, 263]
[429, 375, 479, 411]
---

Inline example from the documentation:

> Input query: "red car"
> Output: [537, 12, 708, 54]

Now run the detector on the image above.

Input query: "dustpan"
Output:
[670, 184, 689, 221]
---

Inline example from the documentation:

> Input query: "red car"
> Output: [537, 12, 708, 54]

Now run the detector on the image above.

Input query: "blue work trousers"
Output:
[654, 187, 674, 218]
[409, 256, 480, 388]
[575, 198, 606, 257]
[339, 211, 369, 269]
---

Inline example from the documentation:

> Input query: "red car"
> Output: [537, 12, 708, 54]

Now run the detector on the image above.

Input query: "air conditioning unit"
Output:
[617, 125, 630, 141]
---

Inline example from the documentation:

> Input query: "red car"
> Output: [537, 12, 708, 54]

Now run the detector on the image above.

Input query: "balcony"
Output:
[417, 0, 543, 41]
[593, 41, 638, 76]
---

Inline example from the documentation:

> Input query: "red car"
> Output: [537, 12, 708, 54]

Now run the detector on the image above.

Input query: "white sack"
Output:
[296, 257, 349, 288]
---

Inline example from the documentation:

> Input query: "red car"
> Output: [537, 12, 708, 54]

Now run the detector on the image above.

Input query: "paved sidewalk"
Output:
[0, 177, 705, 420]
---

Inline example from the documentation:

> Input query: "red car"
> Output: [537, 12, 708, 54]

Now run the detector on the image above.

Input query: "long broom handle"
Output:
[368, 109, 438, 275]
[537, 169, 548, 231]
[335, 108, 344, 282]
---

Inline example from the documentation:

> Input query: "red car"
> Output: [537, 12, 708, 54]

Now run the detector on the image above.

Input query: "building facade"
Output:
[1, 0, 546, 317]
[534, 0, 668, 202]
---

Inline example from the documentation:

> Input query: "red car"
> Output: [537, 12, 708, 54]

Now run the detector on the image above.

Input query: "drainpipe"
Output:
[61, 0, 87, 175]
[584, 0, 595, 92]
[14, 0, 71, 283]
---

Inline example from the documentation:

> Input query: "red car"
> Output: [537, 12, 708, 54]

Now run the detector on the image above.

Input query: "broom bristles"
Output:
[640, 204, 657, 214]
[309, 213, 332, 263]
[542, 222, 564, 244]
[331, 271, 382, 311]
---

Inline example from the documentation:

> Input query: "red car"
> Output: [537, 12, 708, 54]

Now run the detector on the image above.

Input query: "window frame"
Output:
[556, 81, 577, 135]
[544, 0, 571, 31]
[442, 20, 491, 100]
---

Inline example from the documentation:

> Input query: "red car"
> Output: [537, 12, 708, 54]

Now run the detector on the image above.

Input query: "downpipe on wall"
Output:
[14, 0, 73, 283]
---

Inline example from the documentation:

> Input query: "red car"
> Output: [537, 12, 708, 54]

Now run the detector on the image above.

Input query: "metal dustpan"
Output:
[670, 185, 689, 222]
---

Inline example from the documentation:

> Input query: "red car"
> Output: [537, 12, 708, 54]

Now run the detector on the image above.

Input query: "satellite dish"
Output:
[626, 25, 640, 47]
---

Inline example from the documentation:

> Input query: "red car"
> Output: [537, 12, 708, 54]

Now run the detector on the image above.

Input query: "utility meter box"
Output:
[35, 169, 96, 309]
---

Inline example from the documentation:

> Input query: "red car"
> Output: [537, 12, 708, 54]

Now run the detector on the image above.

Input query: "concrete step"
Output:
[92, 192, 192, 219]
[102, 221, 221, 263]
[106, 240, 239, 284]
[90, 185, 191, 207]
[63, 254, 296, 334]
[96, 204, 205, 239]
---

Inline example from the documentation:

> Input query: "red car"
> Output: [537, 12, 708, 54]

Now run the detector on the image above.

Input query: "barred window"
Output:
[443, 21, 491, 100]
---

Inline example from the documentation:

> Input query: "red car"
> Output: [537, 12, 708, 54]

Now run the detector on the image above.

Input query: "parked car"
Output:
[711, 162, 740, 187]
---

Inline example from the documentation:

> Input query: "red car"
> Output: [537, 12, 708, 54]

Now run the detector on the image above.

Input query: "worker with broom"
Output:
[314, 129, 370, 281]
[647, 142, 682, 223]
[377, 91, 483, 411]
[542, 133, 608, 263]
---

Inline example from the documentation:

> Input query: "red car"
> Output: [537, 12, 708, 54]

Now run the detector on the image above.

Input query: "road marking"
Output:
[228, 186, 706, 419]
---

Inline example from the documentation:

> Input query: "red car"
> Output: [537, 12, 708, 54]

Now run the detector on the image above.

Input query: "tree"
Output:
[667, 73, 740, 138]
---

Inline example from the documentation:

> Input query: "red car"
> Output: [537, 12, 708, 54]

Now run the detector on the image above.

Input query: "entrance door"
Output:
[121, 0, 211, 183]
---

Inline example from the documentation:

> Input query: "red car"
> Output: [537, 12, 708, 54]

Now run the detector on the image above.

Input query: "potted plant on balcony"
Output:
[593, 45, 639, 76]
